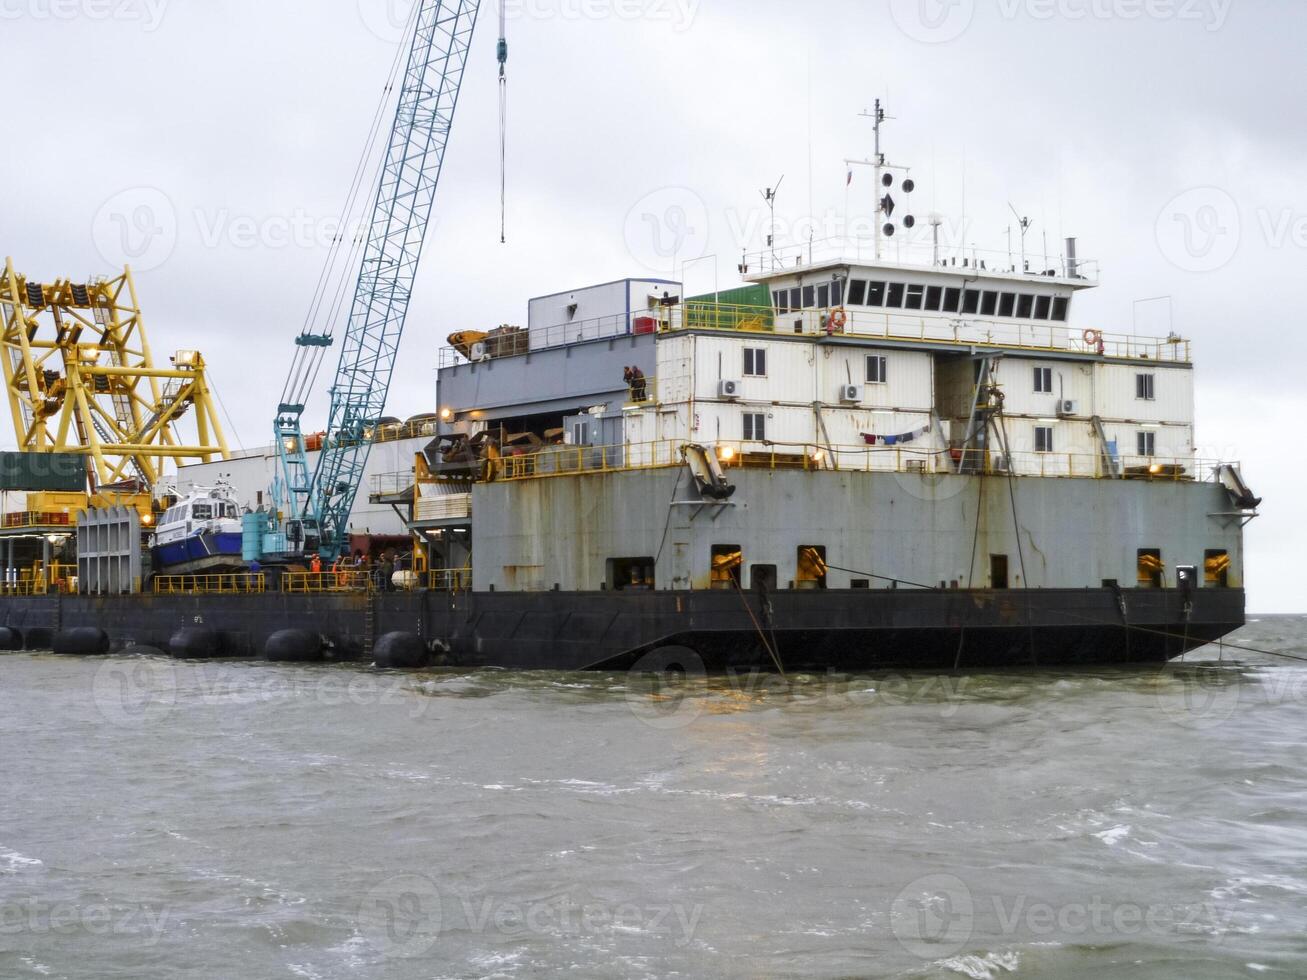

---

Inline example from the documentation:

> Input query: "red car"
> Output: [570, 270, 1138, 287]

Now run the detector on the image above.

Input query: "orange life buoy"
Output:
[830, 308, 848, 330]
[1083, 328, 1102, 346]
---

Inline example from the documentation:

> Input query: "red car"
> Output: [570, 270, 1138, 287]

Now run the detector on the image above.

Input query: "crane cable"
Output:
[498, 0, 508, 243]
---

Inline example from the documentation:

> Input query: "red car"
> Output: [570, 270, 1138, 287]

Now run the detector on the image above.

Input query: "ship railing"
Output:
[437, 302, 1188, 367]
[427, 568, 472, 593]
[740, 235, 1101, 283]
[492, 438, 1228, 483]
[0, 562, 79, 595]
[281, 570, 373, 594]
[152, 573, 267, 595]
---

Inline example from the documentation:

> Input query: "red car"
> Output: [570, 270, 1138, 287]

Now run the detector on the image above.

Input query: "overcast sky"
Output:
[3, 0, 1302, 611]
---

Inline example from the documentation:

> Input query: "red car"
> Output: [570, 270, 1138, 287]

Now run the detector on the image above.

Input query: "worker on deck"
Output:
[310, 553, 322, 576]
[624, 365, 648, 402]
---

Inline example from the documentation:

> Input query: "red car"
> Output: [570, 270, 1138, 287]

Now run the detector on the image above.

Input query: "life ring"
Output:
[1083, 328, 1102, 346]
[830, 308, 848, 330]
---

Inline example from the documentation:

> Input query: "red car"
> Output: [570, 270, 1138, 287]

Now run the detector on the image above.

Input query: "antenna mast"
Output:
[760, 176, 784, 272]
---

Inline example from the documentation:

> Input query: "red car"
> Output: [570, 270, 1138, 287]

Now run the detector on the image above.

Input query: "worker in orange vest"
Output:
[310, 554, 323, 576]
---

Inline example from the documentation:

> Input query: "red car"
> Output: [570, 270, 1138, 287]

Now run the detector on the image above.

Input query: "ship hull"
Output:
[0, 586, 1244, 670]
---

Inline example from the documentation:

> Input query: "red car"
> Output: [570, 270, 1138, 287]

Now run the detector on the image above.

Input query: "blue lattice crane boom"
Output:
[273, 0, 484, 558]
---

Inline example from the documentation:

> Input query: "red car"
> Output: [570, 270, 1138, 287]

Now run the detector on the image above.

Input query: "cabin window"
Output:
[866, 281, 886, 306]
[990, 555, 1009, 589]
[192, 504, 212, 520]
[1051, 297, 1069, 321]
[1034, 426, 1054, 453]
[1136, 373, 1155, 400]
[925, 285, 943, 310]
[1016, 294, 1035, 318]
[999, 292, 1016, 317]
[942, 287, 962, 313]
[1137, 548, 1164, 588]
[608, 557, 655, 591]
[962, 289, 980, 314]
[743, 348, 767, 377]
[866, 355, 888, 384]
[802, 285, 815, 309]
[885, 282, 905, 308]
[905, 284, 925, 310]
[1137, 431, 1156, 457]
[789, 287, 801, 311]
[711, 545, 743, 589]
[980, 291, 998, 316]
[817, 283, 830, 308]
[1033, 367, 1053, 394]
[572, 420, 589, 445]
[1034, 295, 1052, 320]
[743, 412, 766, 441]
[796, 545, 828, 590]
[831, 280, 844, 306]
[847, 279, 867, 305]
[772, 289, 788, 314]
[1204, 549, 1231, 587]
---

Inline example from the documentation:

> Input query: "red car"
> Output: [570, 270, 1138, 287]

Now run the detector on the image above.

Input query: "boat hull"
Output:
[0, 586, 1244, 670]
[153, 531, 245, 569]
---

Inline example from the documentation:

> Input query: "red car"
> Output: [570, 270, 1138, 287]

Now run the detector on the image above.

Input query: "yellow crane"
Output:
[0, 257, 229, 491]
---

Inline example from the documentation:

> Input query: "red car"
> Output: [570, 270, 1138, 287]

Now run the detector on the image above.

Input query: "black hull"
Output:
[0, 587, 1244, 671]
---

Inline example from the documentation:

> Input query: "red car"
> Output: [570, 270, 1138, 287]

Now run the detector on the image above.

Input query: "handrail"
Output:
[438, 300, 1188, 368]
[152, 573, 266, 595]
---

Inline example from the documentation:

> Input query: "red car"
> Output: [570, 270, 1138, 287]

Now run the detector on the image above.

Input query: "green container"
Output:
[0, 452, 86, 492]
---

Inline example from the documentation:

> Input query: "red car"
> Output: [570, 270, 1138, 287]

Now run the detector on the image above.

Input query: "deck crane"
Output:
[269, 0, 485, 558]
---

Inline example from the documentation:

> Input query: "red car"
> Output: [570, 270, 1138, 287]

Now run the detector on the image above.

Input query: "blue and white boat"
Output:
[152, 484, 244, 571]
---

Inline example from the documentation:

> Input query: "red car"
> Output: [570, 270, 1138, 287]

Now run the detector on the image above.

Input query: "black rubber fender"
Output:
[23, 627, 53, 651]
[169, 629, 222, 660]
[0, 627, 22, 651]
[52, 627, 111, 656]
[373, 632, 430, 670]
[262, 629, 326, 662]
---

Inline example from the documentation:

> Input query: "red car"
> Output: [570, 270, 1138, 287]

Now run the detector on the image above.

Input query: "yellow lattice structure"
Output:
[0, 257, 229, 490]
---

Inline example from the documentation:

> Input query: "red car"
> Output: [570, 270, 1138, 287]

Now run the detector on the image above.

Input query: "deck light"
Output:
[718, 446, 736, 462]
[440, 407, 453, 421]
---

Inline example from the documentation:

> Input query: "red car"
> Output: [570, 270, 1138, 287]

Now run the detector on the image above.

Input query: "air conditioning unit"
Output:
[718, 379, 741, 399]
[839, 384, 863, 404]
[1057, 399, 1078, 417]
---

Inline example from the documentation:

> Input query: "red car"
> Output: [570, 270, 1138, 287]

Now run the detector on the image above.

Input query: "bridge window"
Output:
[1034, 295, 1052, 320]
[743, 412, 766, 441]
[192, 504, 212, 520]
[817, 283, 830, 308]
[925, 285, 943, 310]
[711, 545, 742, 589]
[1051, 297, 1069, 321]
[962, 289, 980, 315]
[743, 348, 767, 377]
[802, 285, 815, 308]
[1033, 367, 1053, 393]
[831, 280, 844, 305]
[942, 287, 962, 313]
[789, 287, 801, 311]
[1034, 426, 1054, 453]
[1204, 549, 1231, 587]
[905, 284, 925, 310]
[980, 291, 998, 316]
[847, 279, 867, 305]
[999, 292, 1016, 317]
[866, 281, 886, 306]
[1016, 294, 1035, 318]
[1137, 548, 1163, 588]
[796, 545, 828, 589]
[885, 282, 905, 308]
